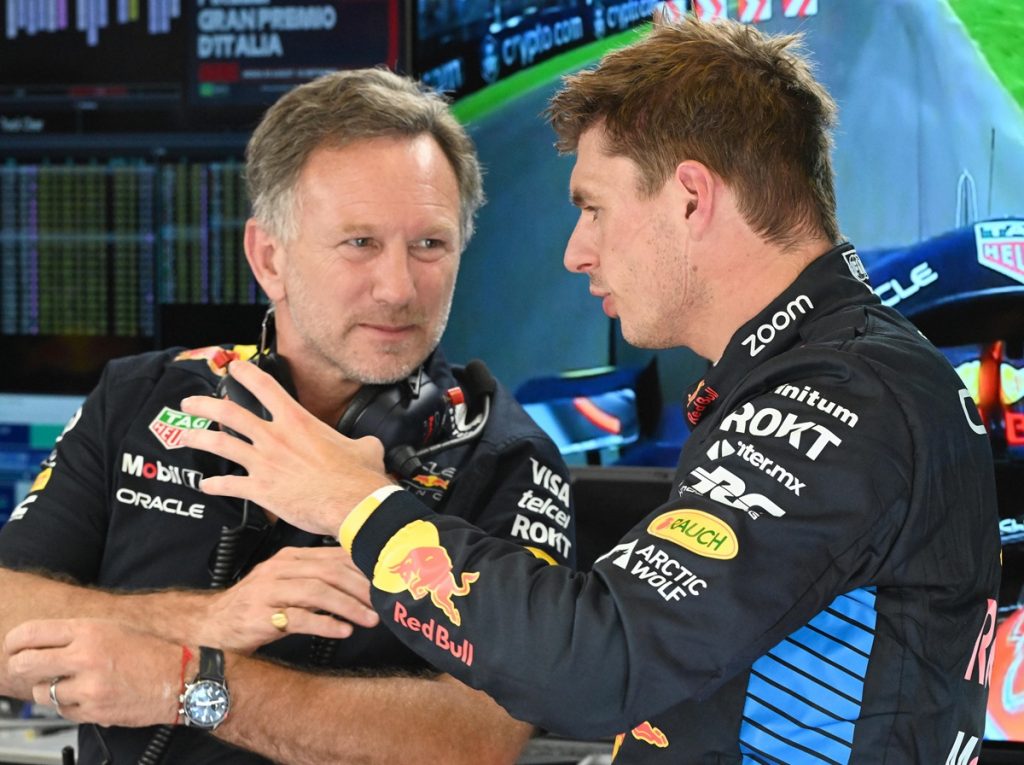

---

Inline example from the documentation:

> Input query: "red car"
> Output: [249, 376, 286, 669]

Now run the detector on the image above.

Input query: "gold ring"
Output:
[271, 611, 288, 632]
[48, 677, 63, 715]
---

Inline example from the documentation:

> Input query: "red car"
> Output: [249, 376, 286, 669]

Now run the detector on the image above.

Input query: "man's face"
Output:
[272, 135, 461, 384]
[564, 127, 705, 349]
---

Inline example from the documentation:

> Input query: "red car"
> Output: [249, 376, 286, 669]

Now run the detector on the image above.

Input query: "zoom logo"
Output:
[741, 295, 813, 356]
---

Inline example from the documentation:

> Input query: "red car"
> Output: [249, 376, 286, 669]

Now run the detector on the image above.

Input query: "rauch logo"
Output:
[647, 510, 738, 560]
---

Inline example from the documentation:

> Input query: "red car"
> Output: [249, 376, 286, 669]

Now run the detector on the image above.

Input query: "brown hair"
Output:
[547, 17, 839, 247]
[246, 68, 484, 245]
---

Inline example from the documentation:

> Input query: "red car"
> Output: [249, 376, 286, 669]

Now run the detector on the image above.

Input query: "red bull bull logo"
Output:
[389, 546, 479, 626]
[631, 721, 669, 747]
[611, 721, 670, 759]
[373, 520, 479, 626]
[411, 474, 450, 491]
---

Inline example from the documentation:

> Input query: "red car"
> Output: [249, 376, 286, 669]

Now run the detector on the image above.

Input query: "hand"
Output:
[4, 619, 181, 727]
[179, 360, 393, 536]
[199, 546, 379, 654]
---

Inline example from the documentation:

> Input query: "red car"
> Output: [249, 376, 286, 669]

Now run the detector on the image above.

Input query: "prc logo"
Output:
[148, 407, 212, 450]
[373, 520, 479, 626]
[648, 510, 738, 560]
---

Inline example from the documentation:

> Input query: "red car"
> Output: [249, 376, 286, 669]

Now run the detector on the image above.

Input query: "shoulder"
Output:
[735, 308, 985, 464]
[91, 345, 257, 422]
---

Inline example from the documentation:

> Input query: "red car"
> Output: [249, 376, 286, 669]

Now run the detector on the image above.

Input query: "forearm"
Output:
[0, 567, 208, 697]
[217, 656, 532, 765]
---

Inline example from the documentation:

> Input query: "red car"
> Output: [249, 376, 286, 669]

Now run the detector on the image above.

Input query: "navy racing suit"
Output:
[0, 346, 575, 764]
[343, 245, 1000, 764]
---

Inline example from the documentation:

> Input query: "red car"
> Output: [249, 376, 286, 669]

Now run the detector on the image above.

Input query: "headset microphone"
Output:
[461, 359, 497, 417]
[384, 359, 495, 477]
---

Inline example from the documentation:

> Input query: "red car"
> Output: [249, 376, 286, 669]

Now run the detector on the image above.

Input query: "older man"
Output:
[0, 68, 574, 764]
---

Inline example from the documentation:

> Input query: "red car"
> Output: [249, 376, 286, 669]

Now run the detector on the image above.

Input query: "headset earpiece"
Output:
[335, 384, 389, 436]
[215, 352, 298, 436]
[336, 370, 453, 452]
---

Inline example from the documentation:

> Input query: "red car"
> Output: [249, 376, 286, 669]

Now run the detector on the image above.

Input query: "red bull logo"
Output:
[686, 379, 719, 426]
[389, 546, 479, 626]
[632, 721, 669, 747]
[393, 602, 475, 666]
[411, 474, 450, 491]
[611, 721, 670, 759]
[373, 520, 479, 626]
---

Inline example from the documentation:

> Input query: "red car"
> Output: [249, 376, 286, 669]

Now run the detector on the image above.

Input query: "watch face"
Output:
[184, 680, 230, 728]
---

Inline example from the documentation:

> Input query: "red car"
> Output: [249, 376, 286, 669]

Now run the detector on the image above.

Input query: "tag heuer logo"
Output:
[149, 407, 211, 450]
[975, 220, 1024, 285]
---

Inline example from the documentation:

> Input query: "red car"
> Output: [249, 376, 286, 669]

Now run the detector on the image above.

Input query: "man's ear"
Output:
[244, 218, 286, 302]
[676, 160, 716, 239]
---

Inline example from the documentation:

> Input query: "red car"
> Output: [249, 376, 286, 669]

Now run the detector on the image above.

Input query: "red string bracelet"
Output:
[176, 645, 194, 725]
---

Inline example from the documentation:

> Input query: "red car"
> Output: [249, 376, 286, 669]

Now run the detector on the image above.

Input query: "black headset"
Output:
[216, 306, 495, 479]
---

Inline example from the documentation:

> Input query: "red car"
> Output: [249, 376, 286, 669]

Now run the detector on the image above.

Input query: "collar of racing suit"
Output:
[683, 242, 877, 431]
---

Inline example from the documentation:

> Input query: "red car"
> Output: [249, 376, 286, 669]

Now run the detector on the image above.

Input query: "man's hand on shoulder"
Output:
[179, 360, 393, 536]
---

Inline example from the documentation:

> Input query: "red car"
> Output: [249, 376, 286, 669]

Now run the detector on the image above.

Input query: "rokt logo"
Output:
[719, 402, 841, 460]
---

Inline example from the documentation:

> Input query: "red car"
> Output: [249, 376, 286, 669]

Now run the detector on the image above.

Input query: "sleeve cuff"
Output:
[338, 485, 404, 553]
[344, 488, 436, 577]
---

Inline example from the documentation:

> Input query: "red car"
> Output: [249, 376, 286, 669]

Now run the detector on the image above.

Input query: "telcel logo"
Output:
[647, 510, 737, 560]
